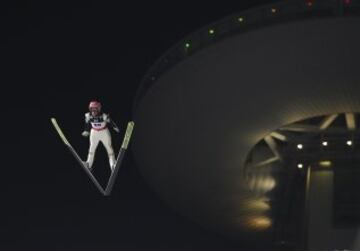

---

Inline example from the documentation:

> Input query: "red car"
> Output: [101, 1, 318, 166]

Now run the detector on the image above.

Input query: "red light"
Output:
[344, 0, 351, 5]
[307, 1, 313, 7]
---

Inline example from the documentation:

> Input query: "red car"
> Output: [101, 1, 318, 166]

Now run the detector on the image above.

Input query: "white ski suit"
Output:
[84, 112, 118, 170]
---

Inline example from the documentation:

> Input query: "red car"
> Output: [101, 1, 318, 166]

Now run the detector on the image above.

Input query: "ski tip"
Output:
[121, 121, 135, 149]
[126, 121, 135, 133]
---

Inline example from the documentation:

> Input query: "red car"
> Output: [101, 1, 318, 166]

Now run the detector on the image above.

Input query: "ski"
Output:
[104, 121, 135, 196]
[51, 118, 105, 195]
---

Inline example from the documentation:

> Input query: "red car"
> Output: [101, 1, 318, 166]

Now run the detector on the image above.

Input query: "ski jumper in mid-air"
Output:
[82, 101, 120, 172]
[51, 101, 134, 195]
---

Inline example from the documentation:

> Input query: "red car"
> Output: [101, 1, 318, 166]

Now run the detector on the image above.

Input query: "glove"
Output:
[82, 131, 90, 137]
[114, 127, 120, 133]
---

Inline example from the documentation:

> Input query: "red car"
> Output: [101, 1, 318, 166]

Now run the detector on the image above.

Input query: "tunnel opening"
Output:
[244, 113, 360, 250]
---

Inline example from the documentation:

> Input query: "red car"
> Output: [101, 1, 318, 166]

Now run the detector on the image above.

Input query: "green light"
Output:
[238, 17, 244, 22]
[209, 29, 215, 35]
[185, 43, 190, 49]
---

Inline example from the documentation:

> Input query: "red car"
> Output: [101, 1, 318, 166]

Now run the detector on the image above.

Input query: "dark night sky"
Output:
[2, 0, 277, 250]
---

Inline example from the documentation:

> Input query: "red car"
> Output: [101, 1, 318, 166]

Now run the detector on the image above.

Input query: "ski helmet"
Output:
[89, 101, 101, 110]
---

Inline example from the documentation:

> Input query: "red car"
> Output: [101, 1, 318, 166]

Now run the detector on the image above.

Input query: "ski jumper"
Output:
[84, 112, 117, 170]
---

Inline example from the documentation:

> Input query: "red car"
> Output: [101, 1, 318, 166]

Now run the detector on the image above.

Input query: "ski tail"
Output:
[105, 121, 135, 196]
[51, 117, 105, 195]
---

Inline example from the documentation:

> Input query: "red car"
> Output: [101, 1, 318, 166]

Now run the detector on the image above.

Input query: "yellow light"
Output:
[347, 140, 353, 146]
[245, 216, 272, 230]
[246, 199, 270, 211]
[322, 141, 328, 146]
[271, 8, 277, 13]
[253, 217, 271, 227]
[263, 177, 276, 191]
[209, 29, 215, 35]
[297, 144, 303, 150]
[319, 160, 332, 167]
[298, 163, 303, 169]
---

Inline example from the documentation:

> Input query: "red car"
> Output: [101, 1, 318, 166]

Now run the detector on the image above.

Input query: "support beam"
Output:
[319, 114, 338, 130]
[345, 113, 356, 131]
[279, 124, 319, 132]
[250, 156, 279, 168]
[264, 135, 283, 161]
[270, 132, 287, 142]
